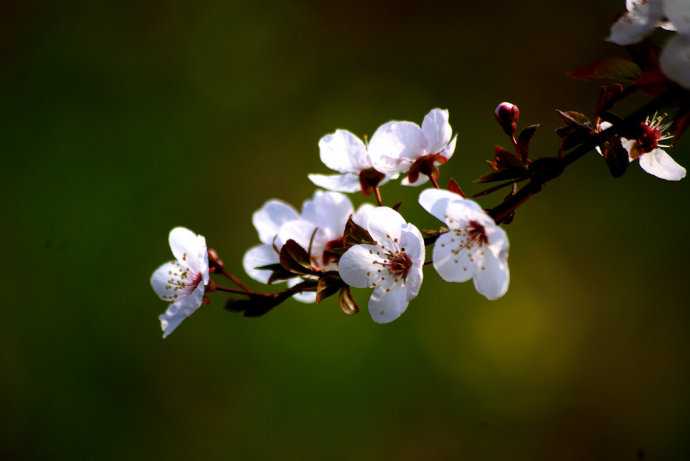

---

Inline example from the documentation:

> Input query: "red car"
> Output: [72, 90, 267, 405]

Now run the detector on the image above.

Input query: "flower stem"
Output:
[215, 285, 253, 296]
[429, 174, 441, 189]
[220, 269, 252, 293]
[374, 187, 384, 206]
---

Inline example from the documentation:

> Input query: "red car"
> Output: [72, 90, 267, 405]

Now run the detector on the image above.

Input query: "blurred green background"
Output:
[3, 1, 690, 459]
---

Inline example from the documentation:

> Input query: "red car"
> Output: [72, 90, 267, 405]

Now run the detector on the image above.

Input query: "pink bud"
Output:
[495, 102, 520, 136]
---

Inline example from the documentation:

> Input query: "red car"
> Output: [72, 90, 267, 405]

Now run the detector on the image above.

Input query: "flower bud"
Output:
[495, 102, 520, 137]
[208, 248, 224, 271]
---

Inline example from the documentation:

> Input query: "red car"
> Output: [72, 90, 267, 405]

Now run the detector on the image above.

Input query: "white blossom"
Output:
[599, 118, 686, 181]
[368, 108, 457, 186]
[150, 227, 210, 338]
[308, 130, 391, 194]
[419, 189, 510, 300]
[243, 191, 368, 303]
[338, 207, 425, 323]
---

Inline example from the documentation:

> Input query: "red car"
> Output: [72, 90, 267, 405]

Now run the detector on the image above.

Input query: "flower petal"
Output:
[660, 34, 690, 90]
[418, 188, 463, 222]
[607, 1, 659, 45]
[595, 122, 613, 156]
[432, 233, 475, 283]
[473, 251, 510, 301]
[401, 174, 430, 187]
[151, 261, 183, 302]
[352, 203, 376, 228]
[366, 206, 407, 252]
[638, 148, 687, 181]
[441, 134, 458, 161]
[400, 224, 425, 263]
[404, 265, 424, 300]
[168, 227, 208, 280]
[368, 121, 426, 175]
[368, 284, 409, 324]
[242, 244, 280, 284]
[421, 108, 453, 154]
[276, 219, 327, 263]
[664, 0, 690, 35]
[338, 244, 383, 289]
[308, 173, 361, 193]
[301, 190, 353, 239]
[159, 283, 205, 338]
[150, 260, 203, 302]
[318, 129, 371, 173]
[253, 200, 300, 245]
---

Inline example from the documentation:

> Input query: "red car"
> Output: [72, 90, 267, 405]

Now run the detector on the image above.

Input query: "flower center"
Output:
[406, 153, 448, 184]
[637, 122, 662, 154]
[323, 237, 346, 265]
[385, 251, 412, 280]
[467, 220, 489, 246]
[359, 168, 386, 196]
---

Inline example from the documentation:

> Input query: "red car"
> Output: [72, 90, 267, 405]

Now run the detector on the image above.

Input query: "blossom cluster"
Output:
[148, 1, 688, 338]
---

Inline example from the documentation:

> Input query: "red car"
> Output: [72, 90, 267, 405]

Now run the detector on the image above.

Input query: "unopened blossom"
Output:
[368, 108, 458, 186]
[150, 227, 210, 338]
[338, 207, 425, 323]
[599, 118, 686, 180]
[308, 129, 391, 195]
[419, 189, 510, 300]
[243, 191, 367, 303]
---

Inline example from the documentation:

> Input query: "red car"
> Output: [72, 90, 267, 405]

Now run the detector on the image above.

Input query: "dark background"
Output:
[3, 1, 690, 459]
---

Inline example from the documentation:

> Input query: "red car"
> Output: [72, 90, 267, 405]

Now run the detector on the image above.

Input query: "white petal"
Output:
[399, 224, 425, 263]
[151, 261, 183, 302]
[486, 223, 510, 260]
[301, 190, 354, 238]
[168, 227, 208, 280]
[404, 265, 424, 300]
[432, 233, 475, 283]
[401, 174, 430, 187]
[442, 134, 458, 161]
[318, 129, 371, 173]
[660, 34, 690, 90]
[252, 200, 300, 245]
[473, 252, 510, 301]
[159, 283, 205, 338]
[607, 3, 659, 45]
[418, 189, 464, 222]
[368, 121, 426, 175]
[338, 244, 383, 289]
[242, 244, 279, 284]
[368, 284, 409, 324]
[288, 278, 317, 304]
[352, 203, 376, 228]
[308, 173, 361, 193]
[366, 207, 407, 252]
[638, 148, 687, 181]
[150, 260, 203, 302]
[276, 219, 327, 264]
[664, 0, 690, 35]
[421, 108, 453, 154]
[620, 137, 637, 160]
